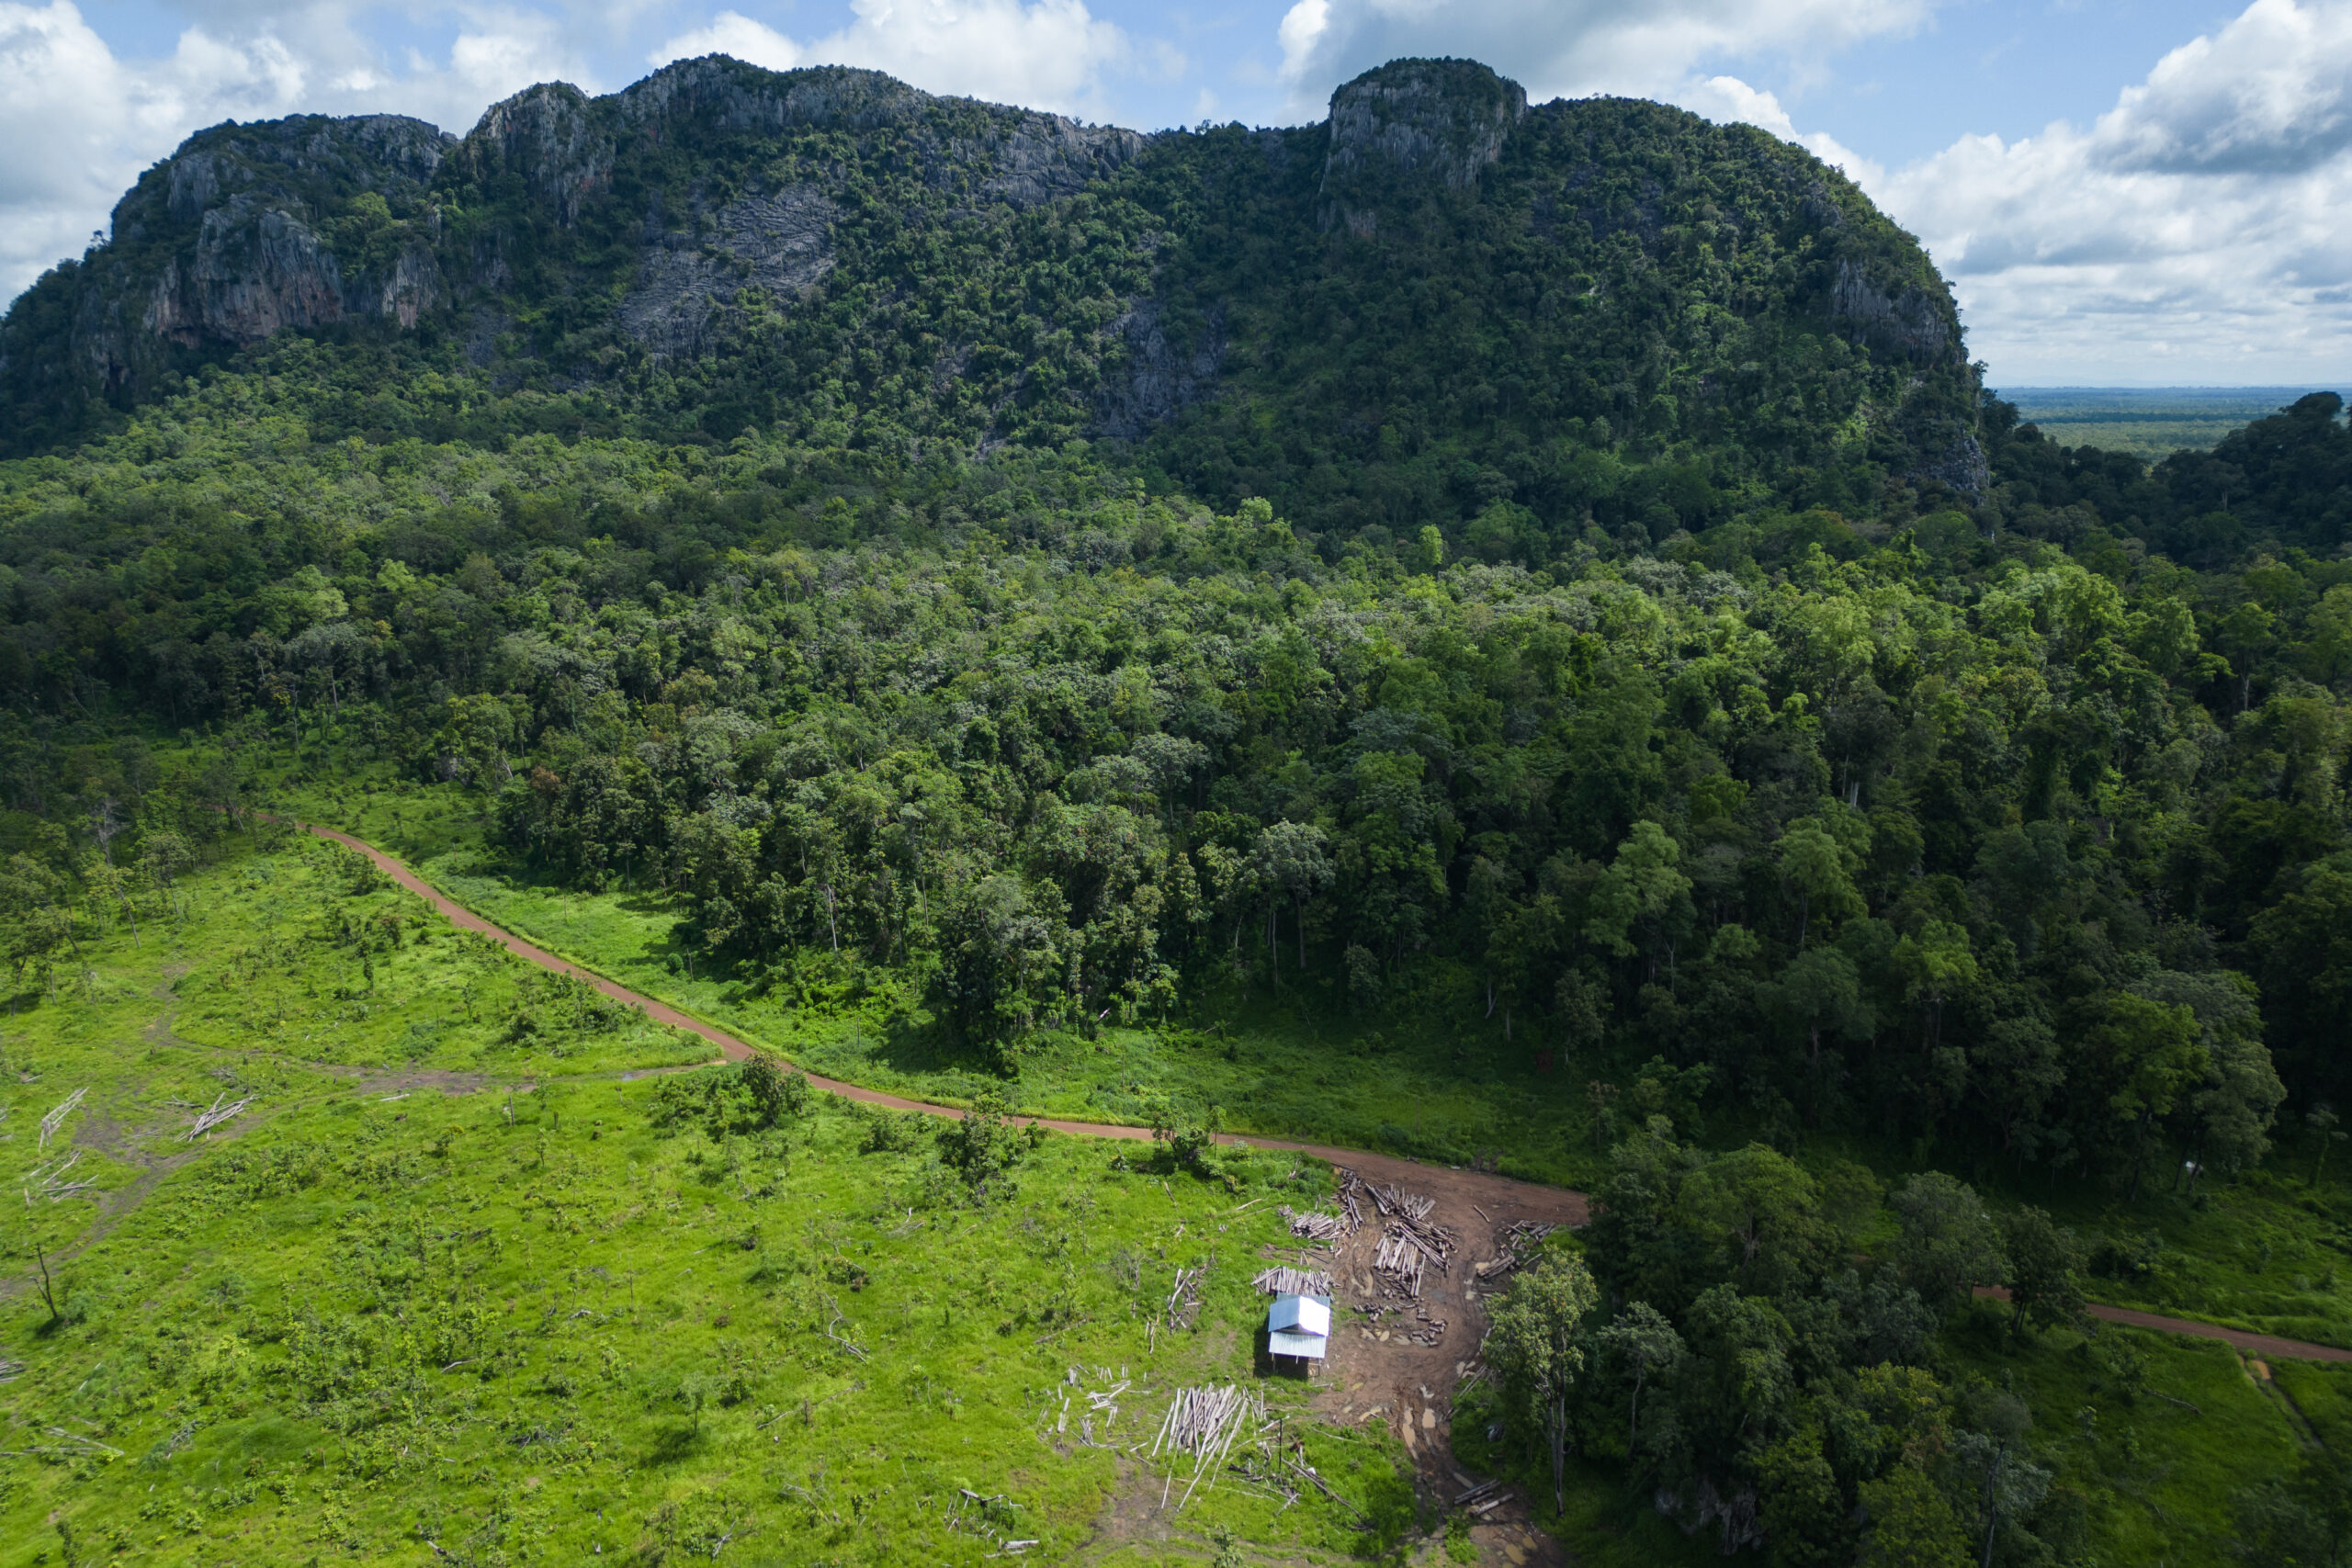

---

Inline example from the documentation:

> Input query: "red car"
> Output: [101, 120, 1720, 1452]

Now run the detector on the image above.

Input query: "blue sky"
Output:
[4, 0, 2347, 385]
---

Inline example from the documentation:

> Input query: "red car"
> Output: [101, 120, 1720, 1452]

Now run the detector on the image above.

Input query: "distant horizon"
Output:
[1994, 384, 2335, 393]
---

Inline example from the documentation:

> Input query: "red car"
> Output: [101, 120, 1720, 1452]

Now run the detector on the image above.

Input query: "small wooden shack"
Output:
[1267, 1292, 1331, 1363]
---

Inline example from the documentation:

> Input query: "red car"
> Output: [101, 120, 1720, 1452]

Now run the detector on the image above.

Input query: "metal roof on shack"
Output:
[1268, 1293, 1330, 1338]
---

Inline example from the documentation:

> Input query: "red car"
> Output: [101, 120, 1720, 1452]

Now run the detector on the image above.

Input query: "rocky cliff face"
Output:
[0, 55, 1159, 421]
[1319, 58, 1528, 233]
[1, 53, 1984, 493]
[1826, 257, 1956, 367]
[616, 185, 838, 355]
[1, 113, 451, 418]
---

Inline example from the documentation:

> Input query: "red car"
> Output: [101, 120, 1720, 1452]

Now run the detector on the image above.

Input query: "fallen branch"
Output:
[38, 1088, 87, 1151]
[183, 1092, 255, 1142]
[820, 1293, 869, 1361]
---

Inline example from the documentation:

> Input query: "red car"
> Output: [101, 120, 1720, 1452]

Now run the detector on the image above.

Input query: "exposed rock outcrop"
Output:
[1827, 257, 1955, 367]
[617, 185, 838, 356]
[1093, 300, 1226, 441]
[1320, 58, 1527, 232]
[453, 83, 611, 227]
[1909, 429, 1992, 496]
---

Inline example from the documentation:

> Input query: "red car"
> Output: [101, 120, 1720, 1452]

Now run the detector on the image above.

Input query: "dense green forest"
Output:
[3, 51, 2351, 1568]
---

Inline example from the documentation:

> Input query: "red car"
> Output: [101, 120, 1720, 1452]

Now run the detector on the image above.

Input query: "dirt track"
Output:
[1973, 1286, 2352, 1363]
[297, 820, 1591, 1224]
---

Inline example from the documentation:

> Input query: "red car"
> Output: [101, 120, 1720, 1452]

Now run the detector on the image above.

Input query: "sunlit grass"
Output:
[0, 829, 1418, 1566]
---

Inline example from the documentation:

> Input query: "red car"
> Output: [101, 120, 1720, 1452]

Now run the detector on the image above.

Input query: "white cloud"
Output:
[0, 1, 311, 296]
[648, 9, 799, 73]
[650, 0, 1133, 116]
[1872, 0, 2352, 381]
[1273, 0, 1933, 115]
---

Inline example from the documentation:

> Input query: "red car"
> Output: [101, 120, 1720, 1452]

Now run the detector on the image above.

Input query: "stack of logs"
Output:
[1368, 1182, 1456, 1303]
[1251, 1265, 1334, 1296]
[1278, 1206, 1351, 1244]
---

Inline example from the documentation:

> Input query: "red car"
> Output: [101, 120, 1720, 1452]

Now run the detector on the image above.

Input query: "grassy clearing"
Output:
[2016, 1167, 2352, 1351]
[2269, 1357, 2352, 1450]
[0, 828, 1422, 1567]
[1939, 1301, 2301, 1563]
[272, 772, 2352, 1354]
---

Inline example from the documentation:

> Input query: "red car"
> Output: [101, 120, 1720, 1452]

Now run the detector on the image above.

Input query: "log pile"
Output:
[1472, 1221, 1560, 1284]
[1372, 1231, 1427, 1296]
[1334, 1168, 1368, 1233]
[1365, 1184, 1455, 1301]
[1368, 1182, 1436, 1226]
[1250, 1266, 1333, 1297]
[1151, 1383, 1268, 1509]
[1453, 1478, 1512, 1518]
[1152, 1384, 1260, 1458]
[1278, 1205, 1350, 1244]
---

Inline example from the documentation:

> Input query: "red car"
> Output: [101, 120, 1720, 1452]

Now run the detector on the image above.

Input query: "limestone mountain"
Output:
[0, 56, 1984, 533]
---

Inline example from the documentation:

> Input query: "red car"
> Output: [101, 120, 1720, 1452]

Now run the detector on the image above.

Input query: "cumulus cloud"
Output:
[650, 9, 799, 73]
[1273, 0, 1931, 114]
[1874, 0, 2352, 381]
[0, 1, 309, 293]
[650, 0, 1136, 116]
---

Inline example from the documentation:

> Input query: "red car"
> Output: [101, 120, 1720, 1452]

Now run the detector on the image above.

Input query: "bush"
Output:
[854, 1106, 927, 1154]
[651, 1054, 811, 1139]
[937, 1089, 1043, 1202]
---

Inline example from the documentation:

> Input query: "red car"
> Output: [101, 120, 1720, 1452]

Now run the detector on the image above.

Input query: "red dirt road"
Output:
[1973, 1286, 2352, 1362]
[298, 821, 1589, 1226]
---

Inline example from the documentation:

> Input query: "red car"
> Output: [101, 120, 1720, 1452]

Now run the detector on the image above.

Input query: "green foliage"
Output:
[934, 1088, 1042, 1202]
[650, 1052, 808, 1140]
[1888, 1172, 2009, 1316]
[1487, 1250, 1600, 1512]
[2000, 1205, 2090, 1338]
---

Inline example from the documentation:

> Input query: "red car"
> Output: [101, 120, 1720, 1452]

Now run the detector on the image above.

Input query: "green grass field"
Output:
[0, 825, 1423, 1567]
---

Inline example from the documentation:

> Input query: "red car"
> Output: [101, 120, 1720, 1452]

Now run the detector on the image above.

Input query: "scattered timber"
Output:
[1167, 1264, 1207, 1330]
[22, 1147, 96, 1204]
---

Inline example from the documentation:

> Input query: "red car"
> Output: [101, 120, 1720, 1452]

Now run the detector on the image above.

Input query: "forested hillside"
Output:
[2, 49, 2350, 1568]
